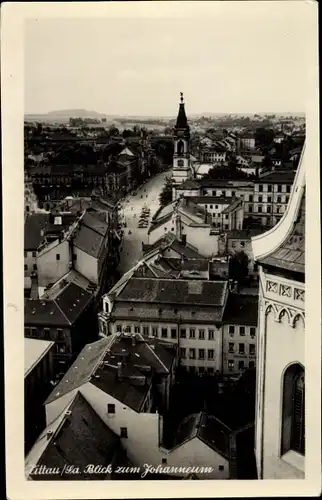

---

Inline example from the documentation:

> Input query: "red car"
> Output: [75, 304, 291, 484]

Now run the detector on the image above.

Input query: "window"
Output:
[286, 185, 291, 193]
[32, 251, 37, 258]
[125, 326, 131, 333]
[281, 364, 305, 455]
[186, 328, 195, 339]
[286, 196, 289, 203]
[249, 195, 253, 202]
[143, 326, 149, 335]
[72, 253, 77, 261]
[239, 343, 245, 354]
[161, 328, 168, 338]
[267, 206, 271, 213]
[258, 185, 263, 192]
[258, 196, 262, 203]
[43, 327, 50, 339]
[239, 361, 245, 370]
[56, 254, 60, 261]
[232, 241, 236, 248]
[240, 241, 245, 248]
[267, 196, 272, 203]
[249, 205, 253, 212]
[162, 458, 167, 465]
[33, 264, 37, 271]
[57, 329, 64, 340]
[228, 342, 234, 353]
[107, 404, 115, 414]
[180, 328, 186, 338]
[208, 367, 214, 374]
[208, 349, 214, 360]
[116, 324, 122, 333]
[277, 185, 282, 193]
[26, 206, 30, 212]
[189, 348, 196, 359]
[250, 327, 256, 337]
[232, 191, 236, 197]
[120, 427, 128, 438]
[267, 185, 272, 192]
[180, 347, 186, 358]
[219, 465, 224, 471]
[198, 349, 205, 360]
[171, 328, 177, 339]
[215, 205, 218, 209]
[258, 206, 262, 213]
[249, 344, 256, 355]
[210, 205, 213, 209]
[199, 329, 205, 340]
[198, 367, 205, 374]
[135, 326, 141, 334]
[152, 327, 158, 337]
[24, 264, 28, 271]
[249, 361, 255, 369]
[229, 325, 235, 335]
[212, 191, 216, 196]
[239, 326, 245, 336]
[277, 196, 282, 203]
[225, 215, 228, 219]
[208, 330, 214, 340]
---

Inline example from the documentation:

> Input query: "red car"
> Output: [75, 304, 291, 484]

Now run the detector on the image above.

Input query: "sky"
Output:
[24, 3, 310, 116]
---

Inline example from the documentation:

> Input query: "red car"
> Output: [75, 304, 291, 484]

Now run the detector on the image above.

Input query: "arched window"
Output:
[177, 140, 184, 155]
[281, 363, 305, 456]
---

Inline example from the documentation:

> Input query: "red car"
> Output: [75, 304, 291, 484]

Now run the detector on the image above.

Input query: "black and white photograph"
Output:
[2, 1, 320, 499]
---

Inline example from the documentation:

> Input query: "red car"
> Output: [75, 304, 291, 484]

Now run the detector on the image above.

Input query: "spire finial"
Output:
[180, 92, 184, 104]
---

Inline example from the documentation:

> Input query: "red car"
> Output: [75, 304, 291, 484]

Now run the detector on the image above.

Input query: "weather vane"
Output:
[180, 92, 184, 103]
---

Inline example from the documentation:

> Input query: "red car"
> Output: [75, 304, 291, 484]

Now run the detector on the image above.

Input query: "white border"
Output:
[2, 2, 321, 499]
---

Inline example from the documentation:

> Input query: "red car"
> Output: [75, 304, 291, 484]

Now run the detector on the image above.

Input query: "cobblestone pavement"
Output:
[118, 169, 172, 275]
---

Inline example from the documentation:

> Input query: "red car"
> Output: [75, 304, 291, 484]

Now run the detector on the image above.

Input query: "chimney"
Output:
[175, 215, 182, 241]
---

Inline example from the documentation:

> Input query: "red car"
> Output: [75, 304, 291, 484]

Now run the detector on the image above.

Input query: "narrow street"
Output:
[118, 169, 172, 275]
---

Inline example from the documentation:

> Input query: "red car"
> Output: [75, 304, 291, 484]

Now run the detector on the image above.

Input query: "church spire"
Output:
[175, 92, 189, 130]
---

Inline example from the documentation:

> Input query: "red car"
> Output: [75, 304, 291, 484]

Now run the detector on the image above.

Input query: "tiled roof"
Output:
[25, 282, 93, 326]
[143, 233, 203, 260]
[176, 180, 201, 190]
[256, 170, 295, 184]
[24, 214, 49, 250]
[173, 412, 231, 460]
[82, 211, 108, 236]
[29, 392, 124, 480]
[259, 188, 305, 275]
[112, 302, 225, 323]
[46, 334, 176, 412]
[223, 294, 259, 326]
[117, 278, 227, 307]
[45, 338, 114, 404]
[73, 224, 105, 258]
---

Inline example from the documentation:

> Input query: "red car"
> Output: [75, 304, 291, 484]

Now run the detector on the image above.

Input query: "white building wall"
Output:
[74, 247, 98, 284]
[37, 239, 70, 287]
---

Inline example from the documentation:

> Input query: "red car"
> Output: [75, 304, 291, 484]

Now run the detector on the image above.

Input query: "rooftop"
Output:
[256, 170, 295, 184]
[24, 338, 54, 377]
[223, 294, 259, 326]
[116, 278, 228, 307]
[25, 281, 93, 326]
[221, 198, 243, 214]
[26, 392, 124, 480]
[259, 188, 305, 275]
[45, 334, 176, 412]
[24, 213, 49, 251]
[173, 412, 231, 460]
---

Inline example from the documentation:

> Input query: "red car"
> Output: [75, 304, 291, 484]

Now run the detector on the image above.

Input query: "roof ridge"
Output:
[54, 299, 72, 326]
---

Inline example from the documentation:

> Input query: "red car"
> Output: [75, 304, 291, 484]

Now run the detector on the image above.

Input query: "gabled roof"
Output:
[24, 213, 49, 251]
[256, 170, 295, 184]
[173, 412, 231, 460]
[26, 392, 124, 480]
[116, 278, 227, 307]
[25, 282, 93, 326]
[25, 338, 54, 377]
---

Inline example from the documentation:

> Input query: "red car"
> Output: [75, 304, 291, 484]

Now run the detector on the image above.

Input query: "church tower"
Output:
[172, 93, 193, 201]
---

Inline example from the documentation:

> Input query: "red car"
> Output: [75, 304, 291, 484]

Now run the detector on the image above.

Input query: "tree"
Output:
[159, 176, 173, 207]
[108, 125, 119, 136]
